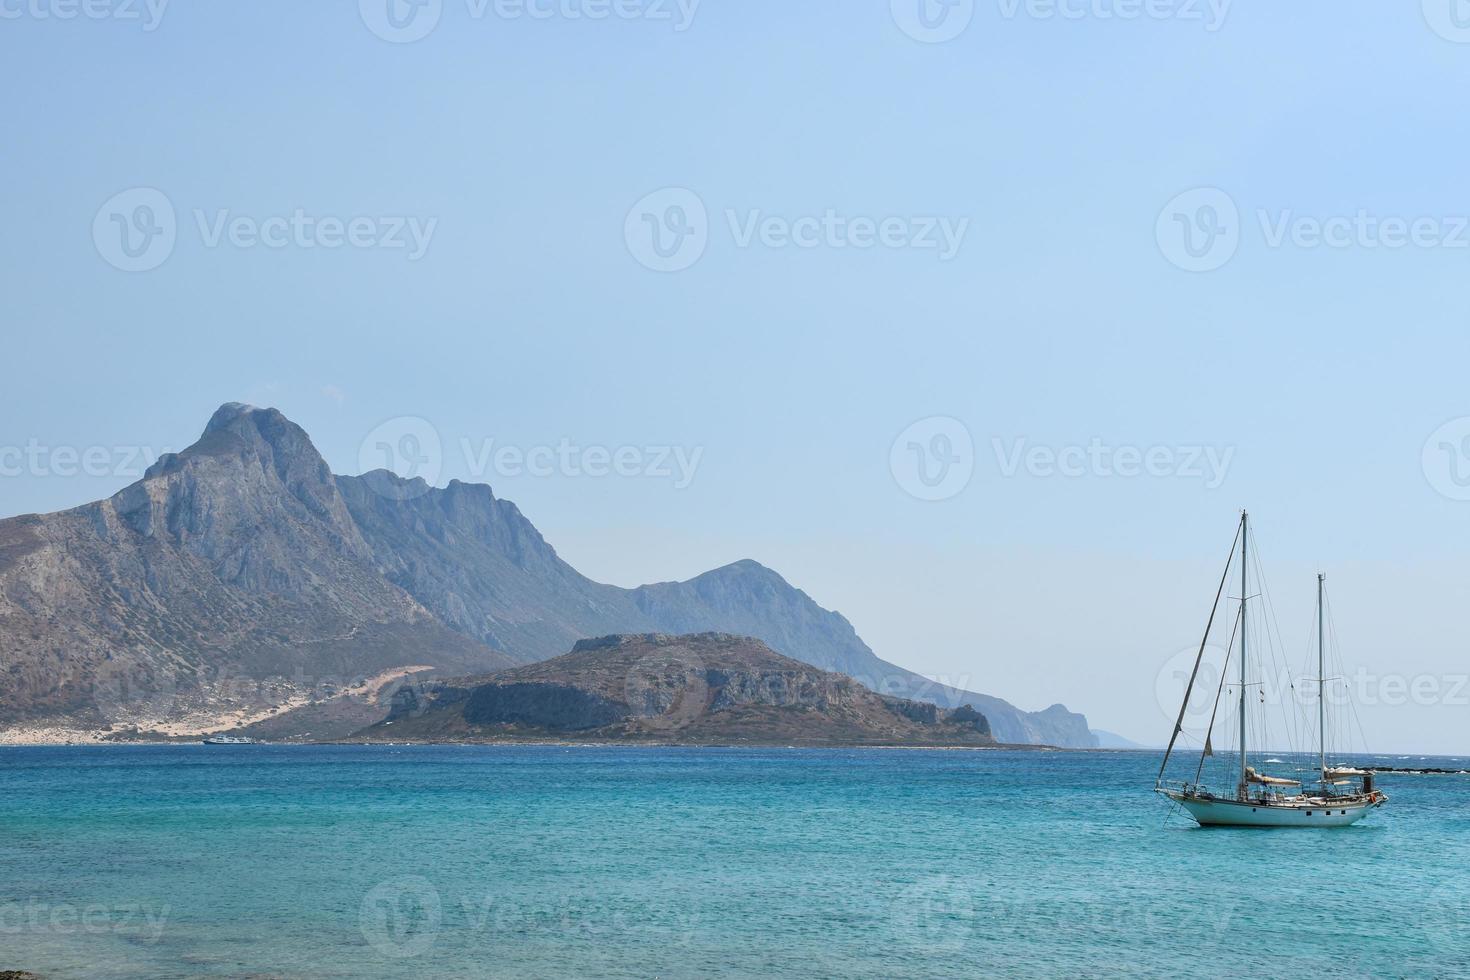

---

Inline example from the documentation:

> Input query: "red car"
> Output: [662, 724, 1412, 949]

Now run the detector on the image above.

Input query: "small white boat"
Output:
[202, 734, 255, 745]
[1155, 512, 1388, 827]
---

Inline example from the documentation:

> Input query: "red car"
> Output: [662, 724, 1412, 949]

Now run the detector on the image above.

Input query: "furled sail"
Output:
[1245, 767, 1299, 786]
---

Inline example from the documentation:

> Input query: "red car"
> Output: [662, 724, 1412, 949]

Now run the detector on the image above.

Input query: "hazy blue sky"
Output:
[3, 1, 1469, 752]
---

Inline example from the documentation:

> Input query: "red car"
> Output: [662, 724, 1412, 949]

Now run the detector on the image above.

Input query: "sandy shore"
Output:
[0, 666, 433, 745]
[0, 726, 117, 746]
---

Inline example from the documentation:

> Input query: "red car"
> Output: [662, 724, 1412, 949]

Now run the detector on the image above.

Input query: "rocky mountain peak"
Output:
[203, 402, 329, 473]
[203, 401, 266, 434]
[706, 559, 785, 583]
[140, 403, 331, 484]
[107, 402, 369, 571]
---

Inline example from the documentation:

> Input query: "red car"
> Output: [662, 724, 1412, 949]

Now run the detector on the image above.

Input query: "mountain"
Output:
[338, 470, 1094, 745]
[628, 563, 1095, 744]
[0, 404, 502, 732]
[1091, 729, 1151, 750]
[0, 404, 1096, 746]
[360, 633, 998, 747]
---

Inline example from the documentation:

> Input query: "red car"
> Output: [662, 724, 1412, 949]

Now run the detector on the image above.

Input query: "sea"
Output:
[1, 745, 1467, 979]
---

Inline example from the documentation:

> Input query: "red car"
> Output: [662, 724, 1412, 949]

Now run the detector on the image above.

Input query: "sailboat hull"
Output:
[1164, 790, 1383, 827]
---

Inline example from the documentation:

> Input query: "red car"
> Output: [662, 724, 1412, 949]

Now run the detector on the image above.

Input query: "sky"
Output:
[2, 0, 1469, 754]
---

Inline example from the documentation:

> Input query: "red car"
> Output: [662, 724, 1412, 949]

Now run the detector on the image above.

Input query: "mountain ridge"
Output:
[336, 466, 1093, 744]
[0, 404, 1095, 746]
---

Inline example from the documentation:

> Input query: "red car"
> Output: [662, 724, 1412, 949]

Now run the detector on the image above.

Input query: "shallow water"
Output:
[1, 746, 1467, 978]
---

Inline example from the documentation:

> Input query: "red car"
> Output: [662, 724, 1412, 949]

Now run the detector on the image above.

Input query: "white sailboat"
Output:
[1155, 512, 1388, 827]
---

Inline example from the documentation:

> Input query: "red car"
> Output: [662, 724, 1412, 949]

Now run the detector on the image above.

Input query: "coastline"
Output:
[0, 735, 1064, 751]
[3, 725, 1462, 763]
[3, 738, 1464, 767]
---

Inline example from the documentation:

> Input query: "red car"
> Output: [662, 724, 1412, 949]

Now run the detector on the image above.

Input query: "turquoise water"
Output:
[1, 746, 1467, 979]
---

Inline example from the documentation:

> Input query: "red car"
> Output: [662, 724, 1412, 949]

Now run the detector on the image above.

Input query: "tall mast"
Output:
[1239, 511, 1249, 799]
[1318, 572, 1326, 779]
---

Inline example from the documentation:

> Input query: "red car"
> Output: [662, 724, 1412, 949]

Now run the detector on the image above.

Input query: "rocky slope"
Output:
[0, 405, 506, 729]
[0, 403, 1095, 746]
[361, 633, 998, 746]
[336, 471, 633, 662]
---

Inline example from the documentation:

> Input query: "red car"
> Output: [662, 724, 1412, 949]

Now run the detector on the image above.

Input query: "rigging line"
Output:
[1246, 544, 1270, 756]
[1307, 588, 1328, 763]
[1195, 602, 1242, 786]
[1249, 531, 1303, 757]
[1318, 593, 1341, 768]
[1269, 558, 1304, 755]
[1293, 595, 1318, 768]
[1325, 586, 1348, 760]
[1157, 516, 1243, 783]
[1244, 546, 1274, 757]
[1337, 595, 1367, 758]
[1323, 586, 1343, 762]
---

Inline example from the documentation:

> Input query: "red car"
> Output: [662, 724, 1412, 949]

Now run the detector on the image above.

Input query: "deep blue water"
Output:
[1, 746, 1467, 979]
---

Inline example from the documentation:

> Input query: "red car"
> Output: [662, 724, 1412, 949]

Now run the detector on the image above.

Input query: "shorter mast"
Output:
[1238, 512, 1248, 800]
[1318, 572, 1326, 780]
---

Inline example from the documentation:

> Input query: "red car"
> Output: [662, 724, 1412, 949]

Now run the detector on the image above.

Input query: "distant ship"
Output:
[1155, 512, 1388, 827]
[202, 734, 256, 745]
